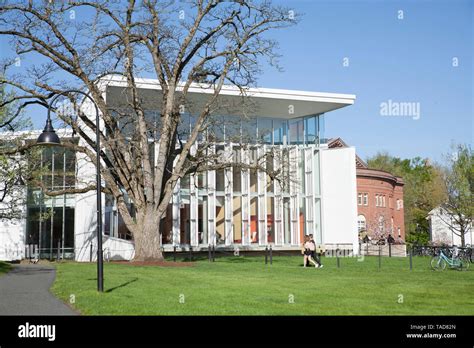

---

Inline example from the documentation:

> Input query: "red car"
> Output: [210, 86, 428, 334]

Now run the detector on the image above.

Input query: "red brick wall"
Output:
[356, 170, 405, 241]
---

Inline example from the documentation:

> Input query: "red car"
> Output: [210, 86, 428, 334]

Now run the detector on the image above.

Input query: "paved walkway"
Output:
[0, 264, 78, 315]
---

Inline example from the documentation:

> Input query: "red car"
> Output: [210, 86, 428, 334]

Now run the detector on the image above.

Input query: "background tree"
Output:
[0, 0, 296, 261]
[434, 144, 473, 247]
[367, 152, 447, 245]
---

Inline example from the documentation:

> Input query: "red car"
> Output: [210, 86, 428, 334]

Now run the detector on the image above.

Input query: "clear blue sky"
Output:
[261, 0, 473, 162]
[1, 0, 472, 163]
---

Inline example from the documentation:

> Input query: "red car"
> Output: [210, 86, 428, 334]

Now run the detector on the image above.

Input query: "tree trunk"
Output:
[132, 208, 164, 261]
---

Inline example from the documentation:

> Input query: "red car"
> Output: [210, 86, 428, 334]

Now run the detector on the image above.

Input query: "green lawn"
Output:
[52, 255, 474, 315]
[0, 261, 11, 276]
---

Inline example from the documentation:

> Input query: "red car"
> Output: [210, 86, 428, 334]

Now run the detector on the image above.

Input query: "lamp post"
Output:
[36, 90, 104, 292]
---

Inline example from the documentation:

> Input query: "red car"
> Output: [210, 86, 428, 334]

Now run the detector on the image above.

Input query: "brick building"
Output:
[329, 138, 405, 243]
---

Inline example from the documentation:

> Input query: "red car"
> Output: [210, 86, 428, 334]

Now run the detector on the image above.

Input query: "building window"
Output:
[250, 197, 258, 243]
[161, 204, 173, 245]
[283, 197, 291, 244]
[232, 147, 241, 192]
[378, 215, 385, 233]
[357, 215, 366, 232]
[180, 195, 191, 245]
[197, 171, 207, 190]
[266, 154, 274, 193]
[289, 118, 304, 145]
[216, 169, 225, 192]
[104, 195, 116, 237]
[215, 196, 225, 244]
[396, 199, 403, 210]
[198, 197, 208, 245]
[232, 196, 241, 244]
[257, 117, 273, 144]
[305, 116, 317, 144]
[273, 119, 287, 145]
[358, 192, 369, 206]
[376, 194, 386, 207]
[267, 197, 274, 243]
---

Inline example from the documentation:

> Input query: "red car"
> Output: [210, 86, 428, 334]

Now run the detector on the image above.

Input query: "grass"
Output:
[0, 261, 11, 276]
[51, 255, 474, 315]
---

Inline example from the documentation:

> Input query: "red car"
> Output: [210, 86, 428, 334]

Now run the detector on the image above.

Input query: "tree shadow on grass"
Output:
[106, 278, 139, 293]
[85, 277, 139, 292]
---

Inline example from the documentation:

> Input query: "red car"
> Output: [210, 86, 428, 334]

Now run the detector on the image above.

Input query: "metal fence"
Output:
[411, 245, 473, 261]
[4, 242, 473, 271]
[24, 244, 75, 262]
[162, 243, 473, 272]
[359, 242, 407, 257]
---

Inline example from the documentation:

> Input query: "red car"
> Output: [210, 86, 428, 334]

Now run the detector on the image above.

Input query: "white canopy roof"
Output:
[100, 75, 356, 119]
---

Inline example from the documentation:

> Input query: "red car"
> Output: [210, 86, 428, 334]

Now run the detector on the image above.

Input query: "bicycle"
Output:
[458, 247, 473, 263]
[430, 249, 470, 271]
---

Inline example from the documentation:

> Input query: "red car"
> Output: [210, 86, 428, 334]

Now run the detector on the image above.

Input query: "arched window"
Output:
[357, 215, 366, 232]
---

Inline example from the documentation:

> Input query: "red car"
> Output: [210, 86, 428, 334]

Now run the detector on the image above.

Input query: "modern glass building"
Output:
[75, 76, 359, 260]
[153, 114, 326, 249]
[0, 76, 360, 261]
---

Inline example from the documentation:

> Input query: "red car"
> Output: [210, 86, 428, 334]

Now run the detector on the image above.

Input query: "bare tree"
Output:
[0, 0, 296, 260]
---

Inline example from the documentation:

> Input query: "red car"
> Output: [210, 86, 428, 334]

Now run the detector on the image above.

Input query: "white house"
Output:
[427, 206, 473, 247]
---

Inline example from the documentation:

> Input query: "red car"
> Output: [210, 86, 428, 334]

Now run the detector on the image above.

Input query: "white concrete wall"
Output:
[429, 208, 473, 247]
[0, 217, 25, 261]
[0, 190, 26, 261]
[320, 146, 359, 254]
[103, 236, 135, 261]
[74, 100, 104, 261]
[74, 190, 99, 262]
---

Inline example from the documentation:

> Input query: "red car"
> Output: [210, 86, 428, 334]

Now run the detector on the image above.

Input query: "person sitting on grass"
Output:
[302, 235, 318, 268]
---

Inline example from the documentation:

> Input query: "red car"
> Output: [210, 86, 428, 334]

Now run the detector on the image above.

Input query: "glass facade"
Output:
[25, 144, 77, 259]
[105, 112, 326, 248]
[158, 113, 325, 247]
[16, 92, 340, 262]
[182, 113, 325, 146]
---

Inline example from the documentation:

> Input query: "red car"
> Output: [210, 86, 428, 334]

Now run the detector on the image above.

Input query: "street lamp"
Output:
[36, 90, 104, 292]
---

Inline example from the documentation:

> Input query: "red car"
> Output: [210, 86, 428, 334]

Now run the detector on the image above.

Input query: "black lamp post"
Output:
[36, 90, 104, 292]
